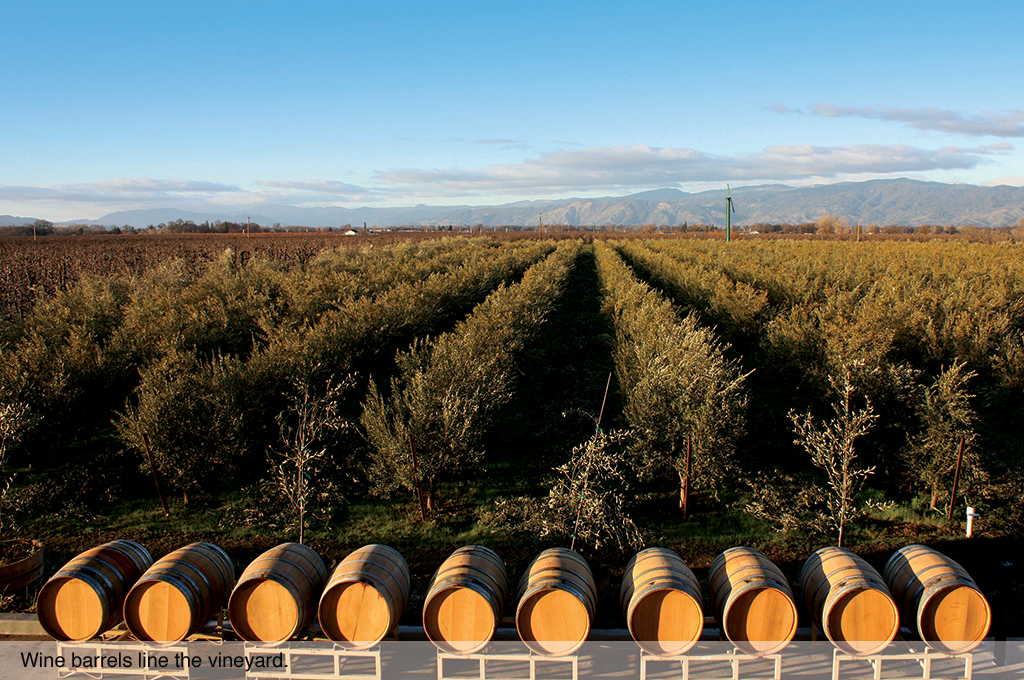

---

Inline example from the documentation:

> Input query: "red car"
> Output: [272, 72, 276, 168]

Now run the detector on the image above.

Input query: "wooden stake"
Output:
[569, 462, 590, 553]
[409, 433, 427, 520]
[572, 376, 613, 551]
[141, 432, 170, 518]
[947, 435, 966, 522]
[596, 372, 612, 432]
[682, 437, 692, 519]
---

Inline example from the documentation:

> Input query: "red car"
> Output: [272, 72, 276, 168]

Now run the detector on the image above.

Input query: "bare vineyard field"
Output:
[1, 233, 1021, 633]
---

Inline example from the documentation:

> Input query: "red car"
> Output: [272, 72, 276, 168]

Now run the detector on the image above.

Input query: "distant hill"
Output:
[49, 178, 1024, 228]
[717, 179, 1024, 227]
[421, 179, 1024, 228]
[77, 208, 258, 227]
[0, 215, 36, 227]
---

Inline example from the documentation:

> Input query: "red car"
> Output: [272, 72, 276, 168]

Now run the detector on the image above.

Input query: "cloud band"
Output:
[805, 103, 1024, 138]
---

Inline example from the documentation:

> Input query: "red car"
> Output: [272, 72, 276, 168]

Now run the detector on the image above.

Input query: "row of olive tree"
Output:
[594, 242, 750, 518]
[114, 240, 555, 505]
[361, 242, 580, 512]
[0, 239, 555, 530]
[1, 239, 495, 452]
[635, 238, 1009, 533]
[617, 240, 769, 342]
[599, 240, 987, 545]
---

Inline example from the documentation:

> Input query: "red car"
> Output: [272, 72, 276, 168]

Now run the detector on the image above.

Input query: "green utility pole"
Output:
[726, 184, 736, 243]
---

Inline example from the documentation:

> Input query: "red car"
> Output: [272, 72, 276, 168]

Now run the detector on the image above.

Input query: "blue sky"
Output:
[2, 0, 1023, 220]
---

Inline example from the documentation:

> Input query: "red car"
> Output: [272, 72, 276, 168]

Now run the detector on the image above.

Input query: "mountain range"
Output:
[4, 178, 1024, 229]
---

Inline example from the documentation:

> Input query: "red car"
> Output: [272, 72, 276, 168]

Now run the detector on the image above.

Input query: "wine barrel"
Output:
[800, 546, 899, 655]
[0, 539, 44, 597]
[37, 540, 152, 641]
[228, 543, 328, 644]
[709, 547, 797, 656]
[423, 545, 508, 653]
[123, 542, 235, 643]
[318, 544, 410, 649]
[515, 547, 596, 657]
[883, 545, 991, 654]
[620, 547, 703, 656]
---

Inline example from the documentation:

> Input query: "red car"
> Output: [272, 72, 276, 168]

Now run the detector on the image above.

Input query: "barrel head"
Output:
[629, 588, 703, 656]
[424, 586, 496, 653]
[37, 577, 105, 642]
[517, 588, 590, 656]
[229, 579, 300, 643]
[826, 587, 899, 656]
[124, 580, 193, 642]
[920, 584, 991, 654]
[319, 581, 392, 649]
[724, 586, 797, 656]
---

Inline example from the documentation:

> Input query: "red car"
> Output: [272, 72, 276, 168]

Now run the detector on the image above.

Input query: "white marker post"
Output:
[966, 506, 980, 537]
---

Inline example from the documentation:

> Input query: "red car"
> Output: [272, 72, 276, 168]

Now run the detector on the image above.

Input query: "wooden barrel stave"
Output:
[800, 546, 898, 656]
[516, 550, 596, 602]
[430, 545, 509, 604]
[36, 540, 152, 642]
[228, 543, 327, 644]
[883, 545, 991, 654]
[123, 542, 235, 643]
[423, 545, 508, 654]
[0, 540, 45, 593]
[709, 547, 797, 656]
[516, 548, 596, 657]
[318, 544, 410, 649]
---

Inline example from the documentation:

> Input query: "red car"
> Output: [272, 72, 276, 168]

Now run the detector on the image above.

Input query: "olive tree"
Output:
[622, 313, 749, 517]
[116, 348, 246, 506]
[905, 361, 983, 510]
[268, 376, 350, 543]
[485, 430, 643, 553]
[790, 364, 879, 547]
[361, 334, 517, 513]
[595, 242, 748, 518]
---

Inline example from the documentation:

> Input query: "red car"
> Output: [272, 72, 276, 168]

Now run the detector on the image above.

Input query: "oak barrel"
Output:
[620, 547, 703, 656]
[123, 542, 235, 643]
[37, 540, 152, 641]
[228, 543, 328, 644]
[709, 546, 797, 655]
[800, 546, 899, 655]
[883, 545, 991, 654]
[423, 545, 508, 653]
[318, 544, 410, 649]
[515, 547, 596, 657]
[0, 539, 44, 597]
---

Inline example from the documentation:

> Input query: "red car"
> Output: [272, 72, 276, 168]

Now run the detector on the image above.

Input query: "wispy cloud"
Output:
[0, 178, 387, 213]
[807, 104, 1024, 138]
[254, 179, 385, 203]
[0, 179, 241, 204]
[256, 179, 371, 194]
[475, 138, 532, 151]
[374, 142, 1012, 196]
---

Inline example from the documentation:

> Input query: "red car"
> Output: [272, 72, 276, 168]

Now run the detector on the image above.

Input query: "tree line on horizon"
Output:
[5, 212, 1024, 237]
